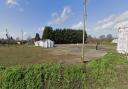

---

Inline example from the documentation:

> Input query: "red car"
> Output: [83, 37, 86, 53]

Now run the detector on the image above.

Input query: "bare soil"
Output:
[0, 44, 116, 66]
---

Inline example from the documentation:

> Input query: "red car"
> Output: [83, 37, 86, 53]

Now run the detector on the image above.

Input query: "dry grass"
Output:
[0, 44, 115, 66]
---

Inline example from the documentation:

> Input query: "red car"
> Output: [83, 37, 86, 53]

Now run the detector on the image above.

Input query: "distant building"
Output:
[112, 39, 118, 44]
[34, 39, 54, 48]
[17, 41, 21, 45]
[117, 26, 128, 54]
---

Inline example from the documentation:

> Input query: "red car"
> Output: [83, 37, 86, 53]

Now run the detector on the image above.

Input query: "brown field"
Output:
[0, 44, 116, 66]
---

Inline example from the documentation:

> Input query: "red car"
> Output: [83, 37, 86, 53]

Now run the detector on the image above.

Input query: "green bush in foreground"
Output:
[0, 52, 128, 89]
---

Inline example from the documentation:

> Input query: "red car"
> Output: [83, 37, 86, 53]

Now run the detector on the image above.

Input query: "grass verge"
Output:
[0, 52, 128, 89]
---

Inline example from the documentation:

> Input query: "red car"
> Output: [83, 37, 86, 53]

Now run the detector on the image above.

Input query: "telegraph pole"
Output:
[5, 28, 9, 47]
[6, 29, 8, 38]
[82, 0, 87, 62]
[21, 30, 23, 44]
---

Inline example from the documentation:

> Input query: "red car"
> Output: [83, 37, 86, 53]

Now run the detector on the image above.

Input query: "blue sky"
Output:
[0, 0, 128, 39]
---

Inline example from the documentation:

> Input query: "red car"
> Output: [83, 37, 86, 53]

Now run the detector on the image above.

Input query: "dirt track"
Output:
[46, 44, 115, 64]
[0, 44, 116, 66]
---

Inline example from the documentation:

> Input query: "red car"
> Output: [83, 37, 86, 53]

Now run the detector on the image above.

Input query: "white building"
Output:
[112, 39, 118, 44]
[117, 26, 128, 54]
[34, 39, 54, 48]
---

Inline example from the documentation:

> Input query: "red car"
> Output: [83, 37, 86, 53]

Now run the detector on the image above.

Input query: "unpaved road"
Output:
[46, 44, 115, 64]
[0, 44, 116, 66]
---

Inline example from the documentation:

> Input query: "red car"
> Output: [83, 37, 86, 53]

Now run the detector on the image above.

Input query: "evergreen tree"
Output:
[42, 26, 53, 40]
[42, 26, 87, 44]
[35, 33, 40, 41]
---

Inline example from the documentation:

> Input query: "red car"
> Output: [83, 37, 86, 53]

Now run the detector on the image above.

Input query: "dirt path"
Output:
[47, 44, 111, 64]
[0, 44, 115, 66]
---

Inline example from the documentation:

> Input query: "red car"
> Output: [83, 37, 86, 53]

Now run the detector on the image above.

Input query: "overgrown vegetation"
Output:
[0, 52, 128, 89]
[86, 52, 128, 89]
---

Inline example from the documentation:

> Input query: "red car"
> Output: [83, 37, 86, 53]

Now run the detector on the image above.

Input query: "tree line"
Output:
[0, 37, 16, 45]
[39, 26, 114, 44]
[41, 26, 87, 44]
[87, 34, 115, 44]
[0, 26, 114, 45]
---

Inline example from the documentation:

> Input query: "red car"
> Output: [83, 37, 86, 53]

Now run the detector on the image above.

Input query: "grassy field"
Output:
[0, 52, 128, 89]
[1, 44, 128, 89]
[0, 44, 116, 66]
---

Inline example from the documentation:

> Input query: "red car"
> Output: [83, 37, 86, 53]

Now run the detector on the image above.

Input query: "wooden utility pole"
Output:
[6, 29, 9, 39]
[82, 0, 87, 62]
[21, 30, 23, 44]
[6, 28, 9, 46]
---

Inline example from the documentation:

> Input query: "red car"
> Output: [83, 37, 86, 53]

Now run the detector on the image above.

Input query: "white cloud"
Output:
[71, 21, 91, 33]
[115, 11, 128, 23]
[6, 0, 19, 7]
[97, 15, 116, 25]
[95, 21, 114, 31]
[51, 13, 58, 18]
[38, 26, 45, 32]
[23, 32, 27, 36]
[71, 11, 128, 37]
[0, 31, 6, 39]
[38, 26, 45, 37]
[94, 11, 128, 31]
[5, 0, 25, 12]
[48, 6, 72, 25]
[71, 21, 83, 30]
[115, 21, 128, 29]
[94, 15, 116, 30]
[0, 28, 29, 40]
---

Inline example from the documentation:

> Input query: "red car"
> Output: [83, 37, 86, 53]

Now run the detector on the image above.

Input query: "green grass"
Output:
[0, 52, 128, 89]
[86, 52, 128, 89]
